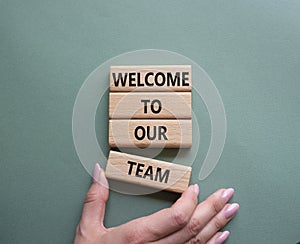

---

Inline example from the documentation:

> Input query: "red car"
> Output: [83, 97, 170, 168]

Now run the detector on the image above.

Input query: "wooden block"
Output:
[105, 150, 192, 193]
[110, 65, 192, 92]
[109, 119, 192, 148]
[109, 92, 191, 119]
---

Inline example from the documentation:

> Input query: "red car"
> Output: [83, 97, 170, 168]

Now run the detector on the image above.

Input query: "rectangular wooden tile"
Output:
[109, 119, 192, 148]
[109, 92, 191, 119]
[105, 150, 192, 193]
[110, 65, 192, 92]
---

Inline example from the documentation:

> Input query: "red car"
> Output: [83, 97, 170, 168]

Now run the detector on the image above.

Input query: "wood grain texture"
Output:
[110, 65, 192, 92]
[109, 92, 191, 119]
[109, 119, 192, 148]
[105, 150, 192, 193]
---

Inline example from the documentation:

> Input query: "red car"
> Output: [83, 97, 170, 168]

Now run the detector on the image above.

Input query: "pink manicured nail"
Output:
[224, 203, 240, 219]
[99, 166, 109, 187]
[222, 188, 234, 203]
[193, 184, 199, 196]
[216, 230, 230, 244]
[93, 163, 101, 183]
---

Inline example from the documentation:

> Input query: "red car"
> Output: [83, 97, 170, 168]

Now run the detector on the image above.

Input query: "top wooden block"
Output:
[110, 65, 192, 92]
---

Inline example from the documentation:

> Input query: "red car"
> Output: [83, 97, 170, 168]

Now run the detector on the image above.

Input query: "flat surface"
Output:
[0, 1, 300, 243]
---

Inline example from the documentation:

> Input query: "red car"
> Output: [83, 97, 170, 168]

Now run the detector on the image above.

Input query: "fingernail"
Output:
[224, 203, 240, 219]
[99, 167, 109, 188]
[193, 184, 199, 196]
[93, 163, 101, 183]
[222, 188, 234, 203]
[216, 230, 230, 244]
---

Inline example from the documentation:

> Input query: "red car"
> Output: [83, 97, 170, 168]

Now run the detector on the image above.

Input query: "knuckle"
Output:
[189, 235, 205, 244]
[75, 220, 105, 243]
[75, 224, 81, 236]
[187, 218, 203, 236]
[211, 195, 223, 214]
[75, 223, 88, 239]
[213, 216, 225, 230]
[124, 226, 144, 244]
[171, 208, 188, 227]
[84, 187, 98, 204]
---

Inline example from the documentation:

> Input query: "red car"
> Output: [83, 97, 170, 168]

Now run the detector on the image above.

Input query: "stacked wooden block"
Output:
[106, 150, 192, 193]
[109, 65, 192, 148]
[106, 65, 193, 193]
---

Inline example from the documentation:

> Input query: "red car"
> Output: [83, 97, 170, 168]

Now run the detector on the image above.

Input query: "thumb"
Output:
[80, 163, 109, 231]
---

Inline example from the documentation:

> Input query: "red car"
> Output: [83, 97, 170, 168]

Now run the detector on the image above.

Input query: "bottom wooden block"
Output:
[105, 150, 192, 193]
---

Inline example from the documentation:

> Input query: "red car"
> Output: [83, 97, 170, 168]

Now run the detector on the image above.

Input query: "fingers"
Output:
[113, 184, 199, 243]
[190, 188, 235, 231]
[189, 203, 239, 244]
[79, 164, 109, 231]
[157, 188, 236, 244]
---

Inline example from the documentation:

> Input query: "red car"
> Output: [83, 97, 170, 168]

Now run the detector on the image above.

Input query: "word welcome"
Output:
[112, 72, 190, 87]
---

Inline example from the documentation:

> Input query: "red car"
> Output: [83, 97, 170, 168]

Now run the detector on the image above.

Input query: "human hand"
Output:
[74, 163, 239, 244]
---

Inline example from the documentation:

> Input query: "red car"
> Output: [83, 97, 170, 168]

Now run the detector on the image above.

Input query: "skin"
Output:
[74, 164, 239, 244]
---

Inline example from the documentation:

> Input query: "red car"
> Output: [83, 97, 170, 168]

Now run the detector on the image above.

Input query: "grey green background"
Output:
[1, 1, 299, 243]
